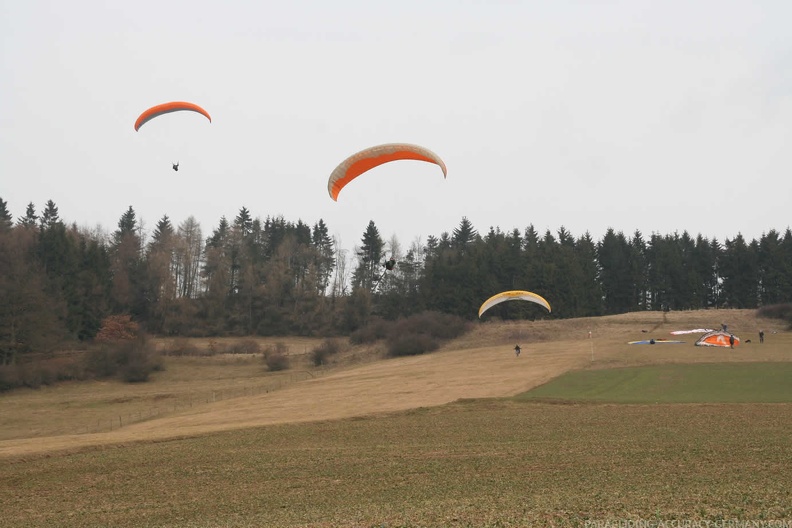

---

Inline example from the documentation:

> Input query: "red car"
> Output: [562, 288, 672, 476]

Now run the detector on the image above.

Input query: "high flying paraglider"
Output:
[134, 102, 212, 131]
[327, 143, 447, 201]
[478, 290, 552, 318]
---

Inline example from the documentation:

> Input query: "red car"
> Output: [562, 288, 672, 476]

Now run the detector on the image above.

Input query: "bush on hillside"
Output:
[94, 314, 140, 343]
[388, 334, 439, 357]
[311, 339, 344, 366]
[0, 355, 87, 392]
[84, 335, 164, 383]
[757, 303, 792, 329]
[164, 338, 211, 357]
[346, 311, 472, 358]
[0, 327, 163, 391]
[262, 342, 290, 371]
[386, 312, 470, 342]
[225, 339, 262, 354]
[349, 317, 389, 345]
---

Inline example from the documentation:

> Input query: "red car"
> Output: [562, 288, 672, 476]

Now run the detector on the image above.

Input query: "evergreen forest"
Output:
[2, 197, 791, 365]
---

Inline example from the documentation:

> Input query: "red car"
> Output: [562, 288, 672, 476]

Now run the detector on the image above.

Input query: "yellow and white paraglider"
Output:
[478, 290, 552, 318]
[328, 143, 447, 201]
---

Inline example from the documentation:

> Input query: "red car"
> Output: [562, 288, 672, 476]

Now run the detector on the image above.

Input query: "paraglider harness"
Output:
[372, 257, 397, 292]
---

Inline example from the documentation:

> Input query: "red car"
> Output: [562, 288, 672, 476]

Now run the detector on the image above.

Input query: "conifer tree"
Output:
[0, 197, 13, 231]
[452, 216, 478, 250]
[312, 219, 335, 295]
[351, 221, 384, 291]
[717, 234, 758, 308]
[18, 202, 38, 229]
[234, 206, 253, 236]
[110, 206, 144, 314]
[597, 228, 633, 314]
[39, 199, 61, 230]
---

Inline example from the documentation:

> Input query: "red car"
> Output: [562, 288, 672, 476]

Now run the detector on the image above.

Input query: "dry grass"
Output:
[0, 309, 788, 457]
[0, 309, 790, 526]
[0, 334, 326, 442]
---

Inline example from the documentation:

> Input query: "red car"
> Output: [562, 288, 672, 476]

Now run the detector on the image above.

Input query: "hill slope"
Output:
[1, 308, 788, 458]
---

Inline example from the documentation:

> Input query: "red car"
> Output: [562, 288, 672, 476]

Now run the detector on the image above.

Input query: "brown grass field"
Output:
[1, 309, 791, 527]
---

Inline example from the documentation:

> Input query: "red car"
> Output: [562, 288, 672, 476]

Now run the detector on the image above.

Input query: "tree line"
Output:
[1, 197, 791, 364]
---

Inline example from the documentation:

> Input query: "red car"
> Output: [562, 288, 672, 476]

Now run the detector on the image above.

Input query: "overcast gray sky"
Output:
[2, 0, 790, 253]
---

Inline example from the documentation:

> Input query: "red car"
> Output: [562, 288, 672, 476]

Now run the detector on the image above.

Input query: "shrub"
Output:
[311, 339, 343, 366]
[164, 338, 209, 357]
[226, 339, 261, 354]
[0, 365, 21, 392]
[387, 312, 470, 342]
[121, 354, 153, 383]
[0, 355, 86, 391]
[349, 317, 389, 345]
[347, 311, 471, 358]
[84, 346, 119, 378]
[83, 335, 163, 383]
[262, 342, 290, 371]
[264, 352, 290, 371]
[95, 314, 140, 342]
[264, 342, 290, 356]
[757, 303, 792, 328]
[388, 334, 439, 357]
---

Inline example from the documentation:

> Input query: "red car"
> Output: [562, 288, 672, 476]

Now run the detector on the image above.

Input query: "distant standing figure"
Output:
[759, 330, 765, 344]
[729, 334, 735, 349]
[514, 344, 521, 357]
[722, 323, 728, 332]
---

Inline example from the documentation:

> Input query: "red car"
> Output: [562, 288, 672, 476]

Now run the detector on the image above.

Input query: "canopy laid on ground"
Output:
[628, 339, 685, 345]
[694, 331, 740, 347]
[670, 328, 714, 335]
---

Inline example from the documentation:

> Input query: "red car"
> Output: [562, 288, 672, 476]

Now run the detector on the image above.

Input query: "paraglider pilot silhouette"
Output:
[372, 257, 397, 292]
[134, 101, 212, 174]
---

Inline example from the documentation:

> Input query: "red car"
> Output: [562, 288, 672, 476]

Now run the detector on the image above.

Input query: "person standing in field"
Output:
[759, 330, 765, 343]
[514, 344, 521, 357]
[729, 334, 735, 348]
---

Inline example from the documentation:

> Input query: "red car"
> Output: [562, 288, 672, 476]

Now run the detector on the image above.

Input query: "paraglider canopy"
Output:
[134, 101, 212, 131]
[478, 290, 552, 318]
[328, 143, 447, 201]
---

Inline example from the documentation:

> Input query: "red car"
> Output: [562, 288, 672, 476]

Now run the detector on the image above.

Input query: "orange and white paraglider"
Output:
[134, 101, 211, 131]
[328, 143, 447, 201]
[478, 290, 552, 318]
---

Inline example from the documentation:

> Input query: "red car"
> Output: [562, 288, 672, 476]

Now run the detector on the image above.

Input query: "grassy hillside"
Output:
[519, 362, 792, 403]
[1, 309, 790, 526]
[1, 308, 789, 454]
[2, 400, 790, 527]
